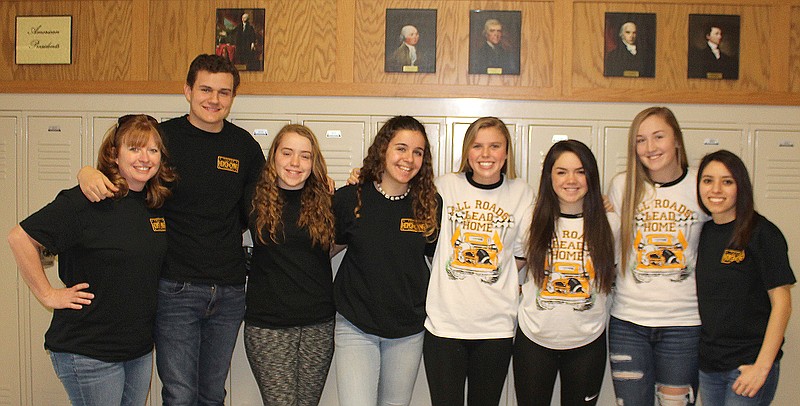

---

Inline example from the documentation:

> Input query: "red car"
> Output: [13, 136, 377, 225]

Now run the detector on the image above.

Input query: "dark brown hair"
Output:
[527, 140, 615, 293]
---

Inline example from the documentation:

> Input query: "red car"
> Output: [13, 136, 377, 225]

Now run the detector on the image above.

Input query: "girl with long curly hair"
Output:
[423, 117, 535, 405]
[244, 124, 336, 405]
[8, 114, 174, 406]
[514, 140, 618, 405]
[331, 115, 440, 406]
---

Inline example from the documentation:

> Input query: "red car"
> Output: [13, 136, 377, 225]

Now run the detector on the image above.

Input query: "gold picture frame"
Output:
[15, 15, 72, 65]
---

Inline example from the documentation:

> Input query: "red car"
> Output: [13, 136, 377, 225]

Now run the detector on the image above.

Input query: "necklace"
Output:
[375, 182, 410, 201]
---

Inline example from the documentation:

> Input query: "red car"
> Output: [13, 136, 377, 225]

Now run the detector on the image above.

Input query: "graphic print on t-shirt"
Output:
[537, 230, 595, 311]
[445, 199, 514, 284]
[632, 197, 698, 283]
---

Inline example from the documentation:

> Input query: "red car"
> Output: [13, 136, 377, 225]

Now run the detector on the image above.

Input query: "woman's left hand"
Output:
[732, 363, 770, 397]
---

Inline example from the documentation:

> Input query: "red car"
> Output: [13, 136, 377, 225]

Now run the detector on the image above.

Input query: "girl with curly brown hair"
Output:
[332, 115, 440, 406]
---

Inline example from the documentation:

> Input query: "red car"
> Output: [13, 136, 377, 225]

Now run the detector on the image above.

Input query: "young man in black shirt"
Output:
[78, 54, 265, 405]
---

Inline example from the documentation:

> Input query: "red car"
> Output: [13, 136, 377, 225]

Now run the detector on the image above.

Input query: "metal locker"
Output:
[231, 116, 293, 157]
[681, 128, 743, 167]
[0, 116, 21, 406]
[26, 115, 84, 405]
[301, 117, 367, 188]
[752, 130, 800, 406]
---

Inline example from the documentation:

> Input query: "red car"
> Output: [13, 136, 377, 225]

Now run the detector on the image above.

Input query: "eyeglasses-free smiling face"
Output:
[275, 132, 313, 190]
[551, 151, 587, 214]
[699, 160, 737, 224]
[184, 70, 235, 133]
[635, 114, 683, 183]
[115, 134, 161, 192]
[379, 129, 426, 194]
[467, 126, 507, 185]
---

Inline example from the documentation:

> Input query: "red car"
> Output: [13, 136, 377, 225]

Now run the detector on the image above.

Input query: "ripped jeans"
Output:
[608, 317, 700, 406]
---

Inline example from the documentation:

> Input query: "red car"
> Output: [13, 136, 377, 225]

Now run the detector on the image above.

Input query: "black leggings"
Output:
[423, 330, 513, 406]
[513, 328, 607, 406]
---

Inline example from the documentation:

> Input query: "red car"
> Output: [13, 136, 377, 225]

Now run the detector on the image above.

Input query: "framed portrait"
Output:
[687, 14, 740, 80]
[603, 13, 656, 78]
[385, 9, 437, 73]
[15, 15, 72, 65]
[468, 10, 521, 75]
[215, 8, 265, 72]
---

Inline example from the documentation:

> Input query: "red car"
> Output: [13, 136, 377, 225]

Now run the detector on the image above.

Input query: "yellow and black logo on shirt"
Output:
[217, 156, 240, 173]
[721, 249, 745, 264]
[400, 218, 426, 233]
[150, 217, 166, 232]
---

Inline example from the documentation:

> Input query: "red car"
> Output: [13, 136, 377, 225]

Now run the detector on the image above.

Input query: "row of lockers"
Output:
[1, 112, 798, 405]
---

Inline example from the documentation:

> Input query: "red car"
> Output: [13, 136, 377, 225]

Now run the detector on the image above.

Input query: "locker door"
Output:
[374, 117, 447, 177]
[301, 117, 367, 188]
[26, 116, 83, 405]
[0, 116, 21, 406]
[682, 128, 743, 167]
[450, 119, 518, 176]
[526, 125, 594, 191]
[231, 117, 292, 156]
[602, 126, 629, 192]
[752, 130, 800, 406]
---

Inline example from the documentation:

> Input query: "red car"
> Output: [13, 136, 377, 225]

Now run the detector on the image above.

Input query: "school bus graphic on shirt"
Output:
[445, 200, 514, 285]
[633, 232, 689, 282]
[448, 230, 504, 284]
[537, 258, 596, 311]
[631, 197, 698, 283]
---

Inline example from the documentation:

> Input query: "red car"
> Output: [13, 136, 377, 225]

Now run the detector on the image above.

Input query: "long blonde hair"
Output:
[619, 107, 688, 273]
[250, 124, 334, 248]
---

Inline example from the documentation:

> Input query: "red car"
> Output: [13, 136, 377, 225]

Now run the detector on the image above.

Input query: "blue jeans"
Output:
[334, 313, 424, 406]
[49, 351, 153, 406]
[699, 362, 780, 406]
[155, 278, 245, 406]
[609, 317, 700, 405]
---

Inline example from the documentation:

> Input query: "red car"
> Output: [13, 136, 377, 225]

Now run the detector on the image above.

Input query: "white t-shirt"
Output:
[425, 172, 535, 339]
[607, 168, 710, 327]
[518, 213, 620, 349]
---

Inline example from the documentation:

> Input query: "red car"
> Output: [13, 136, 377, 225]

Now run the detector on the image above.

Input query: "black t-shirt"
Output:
[245, 187, 335, 328]
[696, 214, 796, 371]
[20, 187, 167, 362]
[332, 184, 441, 338]
[159, 115, 266, 285]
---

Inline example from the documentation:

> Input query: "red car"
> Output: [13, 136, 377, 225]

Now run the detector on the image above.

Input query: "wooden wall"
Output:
[2, 0, 800, 105]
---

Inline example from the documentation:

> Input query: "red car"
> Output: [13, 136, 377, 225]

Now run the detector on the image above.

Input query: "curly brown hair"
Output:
[251, 124, 335, 248]
[96, 114, 176, 209]
[356, 116, 438, 238]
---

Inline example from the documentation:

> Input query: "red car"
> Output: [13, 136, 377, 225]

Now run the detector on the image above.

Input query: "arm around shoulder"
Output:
[77, 165, 116, 202]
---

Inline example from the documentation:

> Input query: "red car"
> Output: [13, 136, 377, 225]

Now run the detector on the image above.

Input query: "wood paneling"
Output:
[791, 6, 800, 92]
[1, 0, 800, 104]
